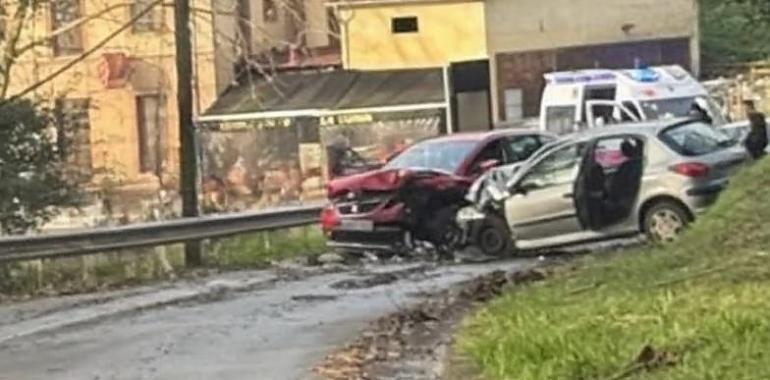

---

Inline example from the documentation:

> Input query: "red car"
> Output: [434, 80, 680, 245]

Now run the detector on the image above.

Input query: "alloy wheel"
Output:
[648, 208, 685, 242]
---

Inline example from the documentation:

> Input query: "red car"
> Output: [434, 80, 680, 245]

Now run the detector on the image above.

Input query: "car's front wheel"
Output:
[474, 214, 515, 257]
[643, 201, 692, 243]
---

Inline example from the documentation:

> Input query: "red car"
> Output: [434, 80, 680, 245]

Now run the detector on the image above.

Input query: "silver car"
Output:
[457, 119, 748, 255]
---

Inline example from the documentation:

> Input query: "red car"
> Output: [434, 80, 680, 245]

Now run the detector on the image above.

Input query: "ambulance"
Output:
[539, 65, 727, 135]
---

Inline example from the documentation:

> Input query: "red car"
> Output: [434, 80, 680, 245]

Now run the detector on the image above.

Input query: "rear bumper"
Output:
[684, 180, 728, 214]
[686, 182, 726, 197]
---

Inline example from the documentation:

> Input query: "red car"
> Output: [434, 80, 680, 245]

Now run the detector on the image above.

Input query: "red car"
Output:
[320, 129, 556, 254]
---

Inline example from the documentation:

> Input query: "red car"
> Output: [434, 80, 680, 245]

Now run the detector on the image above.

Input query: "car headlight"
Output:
[456, 206, 486, 222]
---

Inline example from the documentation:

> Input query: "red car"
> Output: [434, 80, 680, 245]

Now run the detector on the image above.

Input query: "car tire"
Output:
[643, 201, 692, 243]
[475, 215, 515, 257]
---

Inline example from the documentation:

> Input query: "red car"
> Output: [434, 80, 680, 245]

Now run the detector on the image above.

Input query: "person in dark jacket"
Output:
[745, 111, 768, 160]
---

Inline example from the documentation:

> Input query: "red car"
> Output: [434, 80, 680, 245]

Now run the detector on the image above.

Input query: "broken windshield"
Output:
[383, 140, 477, 173]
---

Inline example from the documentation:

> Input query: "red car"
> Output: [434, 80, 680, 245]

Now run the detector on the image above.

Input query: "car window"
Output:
[621, 101, 642, 121]
[384, 140, 477, 173]
[505, 135, 545, 163]
[519, 143, 586, 189]
[659, 121, 732, 156]
[640, 96, 696, 120]
[593, 137, 642, 168]
[545, 106, 577, 135]
[469, 140, 505, 174]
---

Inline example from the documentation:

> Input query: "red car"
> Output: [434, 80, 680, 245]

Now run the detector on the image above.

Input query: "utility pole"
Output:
[174, 0, 202, 266]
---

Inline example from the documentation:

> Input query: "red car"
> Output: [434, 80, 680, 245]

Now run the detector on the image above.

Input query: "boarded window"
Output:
[55, 98, 92, 179]
[263, 0, 278, 22]
[136, 95, 167, 174]
[392, 17, 418, 34]
[131, 0, 163, 33]
[51, 0, 83, 56]
[504, 88, 523, 121]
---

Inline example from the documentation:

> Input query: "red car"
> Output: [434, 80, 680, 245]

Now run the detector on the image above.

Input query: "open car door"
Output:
[585, 100, 640, 129]
[573, 135, 645, 230]
[573, 138, 605, 230]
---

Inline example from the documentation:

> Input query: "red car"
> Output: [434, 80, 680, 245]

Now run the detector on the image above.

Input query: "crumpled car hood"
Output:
[327, 169, 403, 198]
[466, 163, 522, 208]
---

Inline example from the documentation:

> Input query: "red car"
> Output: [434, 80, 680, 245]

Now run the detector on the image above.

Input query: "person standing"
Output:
[745, 111, 768, 160]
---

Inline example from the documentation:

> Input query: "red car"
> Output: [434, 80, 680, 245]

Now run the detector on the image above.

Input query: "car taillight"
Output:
[670, 162, 710, 178]
[320, 205, 339, 233]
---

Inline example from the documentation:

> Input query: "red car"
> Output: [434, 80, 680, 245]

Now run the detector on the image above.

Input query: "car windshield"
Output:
[659, 121, 733, 156]
[640, 96, 698, 120]
[383, 139, 477, 173]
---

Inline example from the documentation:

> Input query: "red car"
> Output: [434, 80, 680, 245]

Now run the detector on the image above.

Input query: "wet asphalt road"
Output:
[0, 259, 535, 380]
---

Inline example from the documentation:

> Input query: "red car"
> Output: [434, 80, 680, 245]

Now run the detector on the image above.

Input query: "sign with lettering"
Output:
[218, 118, 294, 131]
[319, 113, 375, 126]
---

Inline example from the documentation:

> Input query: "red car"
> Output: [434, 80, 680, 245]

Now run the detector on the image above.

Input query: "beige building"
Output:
[6, 0, 335, 188]
[331, 0, 487, 70]
[329, 0, 700, 128]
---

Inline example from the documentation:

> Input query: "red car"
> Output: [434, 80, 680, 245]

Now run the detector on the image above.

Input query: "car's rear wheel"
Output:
[643, 201, 691, 243]
[475, 215, 515, 257]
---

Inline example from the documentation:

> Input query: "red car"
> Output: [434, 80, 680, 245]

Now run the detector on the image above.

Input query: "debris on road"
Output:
[314, 267, 549, 380]
[330, 265, 432, 290]
[317, 252, 348, 265]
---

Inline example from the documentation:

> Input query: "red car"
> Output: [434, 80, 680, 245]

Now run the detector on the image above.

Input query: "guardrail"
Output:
[0, 204, 324, 263]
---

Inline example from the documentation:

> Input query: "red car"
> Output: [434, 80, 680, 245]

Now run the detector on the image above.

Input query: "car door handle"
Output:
[562, 193, 574, 199]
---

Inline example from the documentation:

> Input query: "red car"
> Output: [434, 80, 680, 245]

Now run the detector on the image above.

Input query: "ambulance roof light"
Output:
[626, 68, 660, 83]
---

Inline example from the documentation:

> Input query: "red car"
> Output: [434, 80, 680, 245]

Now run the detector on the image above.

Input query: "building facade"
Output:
[331, 0, 487, 70]
[329, 0, 700, 128]
[6, 0, 334, 188]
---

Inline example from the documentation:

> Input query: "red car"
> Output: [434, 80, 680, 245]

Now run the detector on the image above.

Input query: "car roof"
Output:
[422, 128, 548, 144]
[561, 118, 697, 141]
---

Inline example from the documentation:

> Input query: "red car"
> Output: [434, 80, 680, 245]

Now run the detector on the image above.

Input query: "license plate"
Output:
[339, 219, 374, 231]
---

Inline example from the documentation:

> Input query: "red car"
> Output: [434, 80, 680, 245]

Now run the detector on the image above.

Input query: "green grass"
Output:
[457, 157, 770, 380]
[205, 225, 326, 269]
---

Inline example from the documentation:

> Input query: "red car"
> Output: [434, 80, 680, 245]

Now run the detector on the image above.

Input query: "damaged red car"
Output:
[320, 129, 556, 254]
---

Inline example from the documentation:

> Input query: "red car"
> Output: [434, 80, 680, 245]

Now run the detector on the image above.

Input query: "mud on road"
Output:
[314, 265, 556, 380]
[0, 253, 548, 380]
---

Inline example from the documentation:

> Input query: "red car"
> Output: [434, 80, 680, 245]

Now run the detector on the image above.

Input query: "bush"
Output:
[0, 100, 81, 234]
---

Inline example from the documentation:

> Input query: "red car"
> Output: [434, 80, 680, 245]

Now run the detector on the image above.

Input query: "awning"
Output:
[199, 68, 446, 122]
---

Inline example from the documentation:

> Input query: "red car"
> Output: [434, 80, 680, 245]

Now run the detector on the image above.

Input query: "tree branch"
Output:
[0, 0, 163, 105]
[0, 0, 34, 98]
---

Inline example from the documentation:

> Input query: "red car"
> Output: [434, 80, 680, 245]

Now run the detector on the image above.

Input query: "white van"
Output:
[539, 65, 727, 135]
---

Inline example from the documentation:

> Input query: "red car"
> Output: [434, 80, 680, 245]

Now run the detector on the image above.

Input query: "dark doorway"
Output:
[448, 59, 491, 133]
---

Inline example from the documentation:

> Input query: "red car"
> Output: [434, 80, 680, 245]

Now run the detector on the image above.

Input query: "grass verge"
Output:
[457, 158, 770, 380]
[205, 225, 326, 269]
